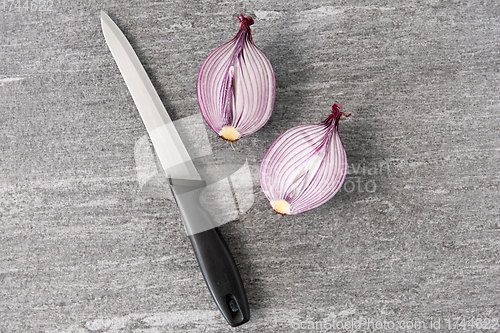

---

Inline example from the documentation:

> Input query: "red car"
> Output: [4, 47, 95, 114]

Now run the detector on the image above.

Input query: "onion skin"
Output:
[197, 15, 276, 142]
[259, 104, 350, 215]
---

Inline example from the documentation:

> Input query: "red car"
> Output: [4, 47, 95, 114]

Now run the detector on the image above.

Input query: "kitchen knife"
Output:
[100, 11, 250, 326]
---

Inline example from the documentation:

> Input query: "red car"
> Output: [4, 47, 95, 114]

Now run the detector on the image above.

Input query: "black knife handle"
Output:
[188, 227, 250, 327]
[169, 180, 250, 326]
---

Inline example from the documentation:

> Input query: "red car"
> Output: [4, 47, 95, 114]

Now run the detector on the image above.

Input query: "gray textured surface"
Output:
[1, 1, 500, 332]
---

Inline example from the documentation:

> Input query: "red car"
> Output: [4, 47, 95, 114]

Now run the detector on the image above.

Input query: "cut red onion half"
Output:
[197, 14, 276, 142]
[259, 104, 350, 215]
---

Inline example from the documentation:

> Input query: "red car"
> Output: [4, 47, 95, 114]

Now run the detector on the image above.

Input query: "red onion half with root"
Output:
[197, 15, 276, 142]
[259, 104, 350, 215]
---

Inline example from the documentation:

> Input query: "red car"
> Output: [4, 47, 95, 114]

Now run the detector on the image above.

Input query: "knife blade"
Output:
[100, 11, 250, 326]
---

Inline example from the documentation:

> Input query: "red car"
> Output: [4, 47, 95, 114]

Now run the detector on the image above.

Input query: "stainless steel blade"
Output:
[101, 11, 201, 181]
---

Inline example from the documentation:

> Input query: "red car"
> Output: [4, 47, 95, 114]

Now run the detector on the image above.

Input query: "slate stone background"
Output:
[1, 1, 499, 332]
